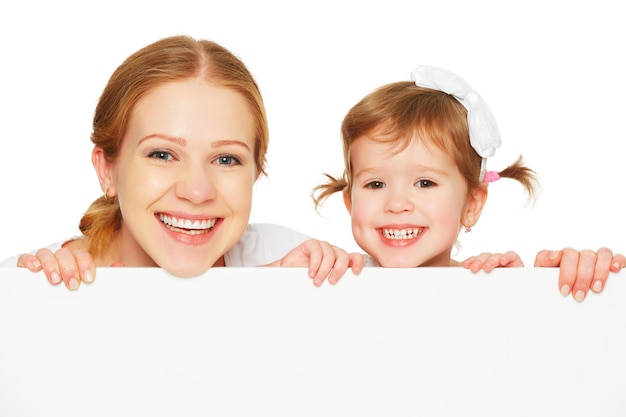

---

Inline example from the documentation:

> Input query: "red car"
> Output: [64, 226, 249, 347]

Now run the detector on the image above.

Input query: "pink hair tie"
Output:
[483, 170, 500, 184]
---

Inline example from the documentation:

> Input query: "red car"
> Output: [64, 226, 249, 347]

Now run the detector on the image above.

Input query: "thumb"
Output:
[534, 250, 561, 267]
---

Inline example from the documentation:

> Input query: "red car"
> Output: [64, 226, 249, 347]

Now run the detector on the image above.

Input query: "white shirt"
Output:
[1, 223, 311, 267]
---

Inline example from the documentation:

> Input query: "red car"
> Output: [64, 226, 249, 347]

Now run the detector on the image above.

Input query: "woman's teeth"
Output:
[159, 214, 216, 235]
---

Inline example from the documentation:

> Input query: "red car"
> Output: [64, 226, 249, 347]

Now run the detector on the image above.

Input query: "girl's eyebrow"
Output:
[412, 165, 449, 177]
[353, 167, 378, 178]
[137, 135, 250, 151]
[354, 164, 449, 178]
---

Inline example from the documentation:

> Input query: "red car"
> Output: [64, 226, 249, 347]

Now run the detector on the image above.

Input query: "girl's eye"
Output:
[366, 181, 385, 190]
[214, 155, 241, 166]
[415, 179, 435, 188]
[148, 150, 174, 161]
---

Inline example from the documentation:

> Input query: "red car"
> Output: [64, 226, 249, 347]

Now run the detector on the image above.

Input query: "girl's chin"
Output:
[374, 252, 430, 268]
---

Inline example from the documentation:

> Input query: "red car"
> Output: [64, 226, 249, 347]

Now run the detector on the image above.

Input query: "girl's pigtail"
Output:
[496, 155, 540, 205]
[312, 173, 349, 213]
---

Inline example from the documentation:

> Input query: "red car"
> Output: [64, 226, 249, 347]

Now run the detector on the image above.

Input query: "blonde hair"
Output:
[313, 81, 538, 207]
[80, 35, 269, 257]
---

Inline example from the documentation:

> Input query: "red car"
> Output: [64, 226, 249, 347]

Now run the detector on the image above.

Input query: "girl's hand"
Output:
[461, 251, 524, 273]
[267, 239, 364, 286]
[17, 248, 96, 290]
[534, 247, 625, 302]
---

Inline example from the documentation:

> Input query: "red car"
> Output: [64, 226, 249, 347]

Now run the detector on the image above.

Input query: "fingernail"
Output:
[574, 290, 586, 302]
[68, 278, 79, 290]
[560, 284, 570, 296]
[550, 251, 559, 260]
[613, 262, 621, 270]
[30, 260, 41, 269]
[592, 280, 603, 292]
[51, 271, 61, 284]
[83, 270, 94, 283]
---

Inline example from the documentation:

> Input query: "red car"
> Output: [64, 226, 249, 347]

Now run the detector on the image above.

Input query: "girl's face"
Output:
[96, 78, 257, 276]
[344, 135, 485, 267]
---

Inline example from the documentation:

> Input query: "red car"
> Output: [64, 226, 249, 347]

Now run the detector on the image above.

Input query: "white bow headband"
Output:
[410, 65, 502, 180]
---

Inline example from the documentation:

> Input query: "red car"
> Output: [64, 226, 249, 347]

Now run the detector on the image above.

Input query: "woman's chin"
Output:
[158, 259, 216, 278]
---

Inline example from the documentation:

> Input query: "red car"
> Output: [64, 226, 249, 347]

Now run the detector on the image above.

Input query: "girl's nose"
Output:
[175, 165, 216, 204]
[384, 187, 414, 214]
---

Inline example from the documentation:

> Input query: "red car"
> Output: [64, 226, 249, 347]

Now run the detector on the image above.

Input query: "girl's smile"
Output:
[378, 225, 425, 246]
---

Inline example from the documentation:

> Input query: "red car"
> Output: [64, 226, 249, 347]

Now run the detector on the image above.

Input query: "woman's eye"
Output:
[148, 151, 174, 161]
[366, 181, 385, 190]
[415, 179, 435, 188]
[214, 155, 241, 166]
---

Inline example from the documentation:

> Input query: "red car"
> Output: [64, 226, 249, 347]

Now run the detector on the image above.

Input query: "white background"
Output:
[1, 0, 624, 265]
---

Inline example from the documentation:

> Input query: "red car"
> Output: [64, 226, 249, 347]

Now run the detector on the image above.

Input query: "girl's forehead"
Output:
[351, 130, 441, 158]
[350, 136, 442, 166]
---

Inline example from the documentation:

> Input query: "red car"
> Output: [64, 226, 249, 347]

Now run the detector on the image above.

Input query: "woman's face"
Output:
[100, 78, 257, 276]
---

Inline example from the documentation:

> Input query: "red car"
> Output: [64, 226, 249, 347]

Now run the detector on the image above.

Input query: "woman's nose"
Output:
[175, 165, 216, 204]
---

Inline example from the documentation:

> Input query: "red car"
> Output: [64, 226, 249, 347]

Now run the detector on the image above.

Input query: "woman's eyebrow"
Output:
[137, 136, 251, 151]
[211, 140, 251, 151]
[138, 134, 187, 146]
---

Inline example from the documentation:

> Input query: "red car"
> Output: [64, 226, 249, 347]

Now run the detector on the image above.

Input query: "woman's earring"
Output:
[464, 225, 472, 233]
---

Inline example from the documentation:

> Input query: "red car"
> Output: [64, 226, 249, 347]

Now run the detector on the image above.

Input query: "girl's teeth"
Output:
[382, 228, 422, 240]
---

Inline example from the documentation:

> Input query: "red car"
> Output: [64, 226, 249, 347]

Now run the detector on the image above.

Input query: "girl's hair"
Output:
[313, 81, 538, 207]
[79, 35, 269, 257]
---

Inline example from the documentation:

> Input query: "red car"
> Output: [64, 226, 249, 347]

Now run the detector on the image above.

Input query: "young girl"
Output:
[2, 35, 363, 288]
[313, 65, 624, 301]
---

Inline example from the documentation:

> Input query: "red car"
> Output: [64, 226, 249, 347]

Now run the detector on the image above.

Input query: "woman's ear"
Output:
[343, 188, 352, 213]
[461, 187, 488, 228]
[92, 146, 116, 198]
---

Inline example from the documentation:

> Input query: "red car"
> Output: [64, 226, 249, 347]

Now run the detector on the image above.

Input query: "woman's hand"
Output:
[267, 239, 364, 286]
[17, 247, 96, 290]
[534, 247, 625, 301]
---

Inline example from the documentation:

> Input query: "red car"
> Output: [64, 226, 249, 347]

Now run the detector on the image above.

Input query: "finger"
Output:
[467, 252, 496, 273]
[461, 256, 477, 269]
[558, 248, 579, 297]
[500, 251, 524, 267]
[327, 249, 350, 285]
[35, 248, 63, 285]
[534, 249, 562, 267]
[611, 253, 626, 272]
[571, 249, 597, 302]
[349, 253, 365, 275]
[304, 241, 323, 281]
[54, 248, 82, 290]
[311, 242, 336, 286]
[590, 247, 613, 293]
[16, 254, 43, 272]
[484, 253, 509, 272]
[73, 249, 96, 284]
